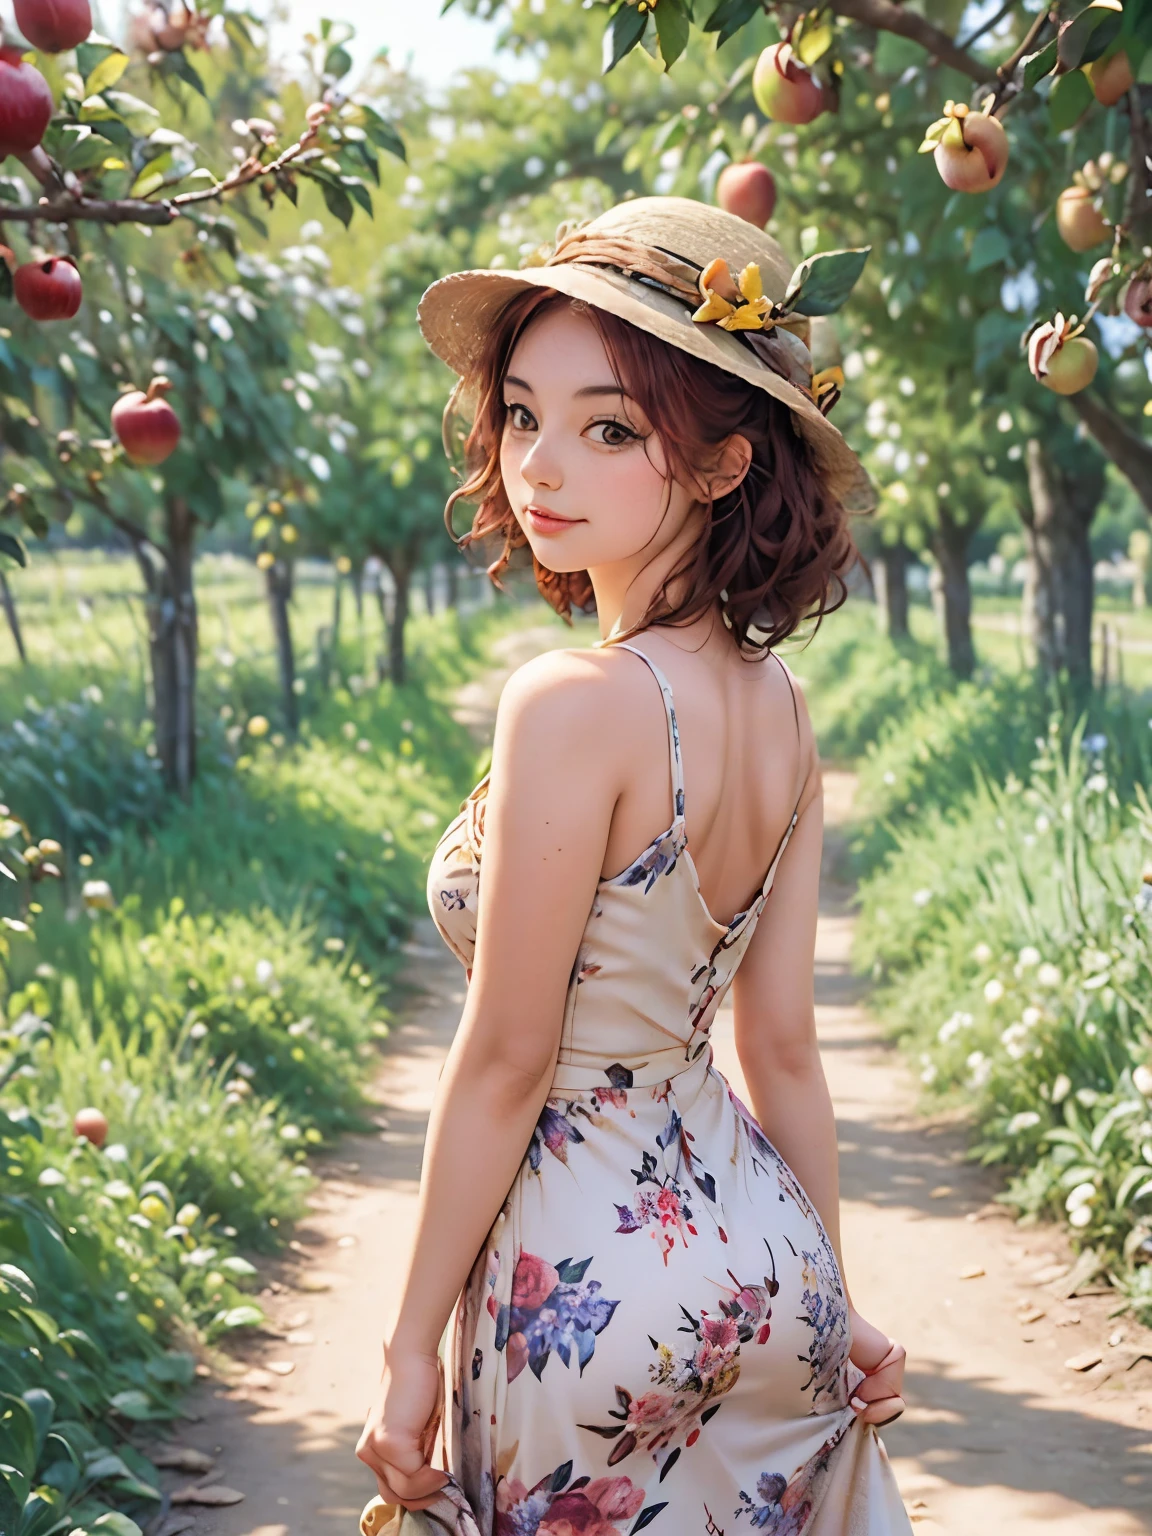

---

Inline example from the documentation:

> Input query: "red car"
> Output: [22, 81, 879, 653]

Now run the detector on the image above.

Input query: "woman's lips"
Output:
[526, 506, 581, 535]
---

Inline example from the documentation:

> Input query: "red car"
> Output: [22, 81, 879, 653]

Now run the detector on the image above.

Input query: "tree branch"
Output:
[2, 136, 323, 228]
[1066, 390, 1152, 518]
[828, 0, 995, 82]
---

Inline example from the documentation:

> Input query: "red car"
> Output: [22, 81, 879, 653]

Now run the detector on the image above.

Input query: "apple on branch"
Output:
[919, 100, 1008, 193]
[0, 46, 54, 160]
[13, 256, 82, 320]
[112, 377, 182, 465]
[14, 0, 92, 53]
[716, 161, 777, 228]
[752, 42, 826, 126]
[1028, 314, 1099, 395]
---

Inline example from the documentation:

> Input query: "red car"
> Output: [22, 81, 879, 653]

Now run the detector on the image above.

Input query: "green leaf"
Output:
[793, 16, 833, 66]
[603, 3, 648, 75]
[91, 1515, 144, 1536]
[701, 0, 759, 45]
[654, 0, 690, 71]
[219, 1255, 257, 1276]
[0, 529, 24, 569]
[1057, 5, 1123, 71]
[84, 50, 129, 95]
[217, 1303, 264, 1330]
[0, 1265, 36, 1304]
[107, 1390, 160, 1421]
[968, 226, 1011, 273]
[1049, 66, 1094, 131]
[341, 175, 373, 216]
[359, 105, 405, 161]
[316, 178, 354, 226]
[325, 43, 353, 77]
[165, 48, 207, 98]
[783, 246, 871, 316]
[1023, 37, 1059, 90]
[103, 90, 160, 133]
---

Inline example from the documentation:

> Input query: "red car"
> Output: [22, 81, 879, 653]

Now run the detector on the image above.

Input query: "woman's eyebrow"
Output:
[504, 375, 534, 392]
[575, 383, 627, 399]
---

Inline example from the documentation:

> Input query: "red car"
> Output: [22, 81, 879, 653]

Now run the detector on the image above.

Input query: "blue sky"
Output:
[268, 0, 512, 86]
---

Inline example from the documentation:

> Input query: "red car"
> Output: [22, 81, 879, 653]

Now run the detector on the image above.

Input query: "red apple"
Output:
[0, 47, 54, 161]
[934, 111, 1008, 193]
[752, 42, 826, 126]
[1056, 185, 1111, 252]
[112, 376, 182, 465]
[73, 1106, 108, 1147]
[1125, 276, 1152, 327]
[716, 161, 777, 228]
[1087, 49, 1133, 106]
[14, 257, 82, 320]
[14, 0, 92, 52]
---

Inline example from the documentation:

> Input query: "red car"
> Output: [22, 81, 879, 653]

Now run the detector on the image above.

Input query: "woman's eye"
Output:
[506, 404, 536, 431]
[590, 419, 638, 447]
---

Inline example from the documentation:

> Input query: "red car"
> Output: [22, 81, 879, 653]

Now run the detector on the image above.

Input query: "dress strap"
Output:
[612, 642, 686, 827]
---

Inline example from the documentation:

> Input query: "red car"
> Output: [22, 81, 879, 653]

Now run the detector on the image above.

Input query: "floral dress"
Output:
[424, 643, 912, 1536]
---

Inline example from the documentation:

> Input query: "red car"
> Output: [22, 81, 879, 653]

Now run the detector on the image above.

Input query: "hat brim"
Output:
[417, 261, 876, 513]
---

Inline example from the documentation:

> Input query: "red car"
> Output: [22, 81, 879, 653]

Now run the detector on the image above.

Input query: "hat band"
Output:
[541, 228, 839, 416]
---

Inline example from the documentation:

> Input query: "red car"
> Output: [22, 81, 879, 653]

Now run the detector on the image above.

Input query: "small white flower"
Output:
[1069, 1205, 1093, 1228]
[81, 878, 115, 912]
[1066, 1180, 1097, 1211]
[1017, 946, 1041, 970]
[1037, 963, 1062, 988]
[104, 1179, 134, 1200]
[37, 1168, 66, 1187]
[920, 1063, 938, 1083]
[1035, 814, 1050, 834]
[1022, 1006, 1043, 1028]
[280, 1124, 301, 1140]
[883, 770, 896, 786]
[966, 1050, 992, 1087]
[972, 942, 993, 965]
[912, 888, 933, 908]
[1134, 1065, 1152, 1098]
[1007, 1110, 1041, 1134]
[255, 959, 275, 986]
[103, 1143, 128, 1162]
[1051, 1073, 1072, 1104]
[189, 1021, 209, 1041]
[1076, 1087, 1099, 1107]
[1086, 773, 1108, 794]
[984, 978, 1005, 1004]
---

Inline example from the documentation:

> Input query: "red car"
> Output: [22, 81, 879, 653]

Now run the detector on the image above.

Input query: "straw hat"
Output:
[417, 195, 875, 512]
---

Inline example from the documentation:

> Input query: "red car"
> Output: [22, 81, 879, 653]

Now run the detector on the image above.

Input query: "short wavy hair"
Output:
[443, 288, 859, 657]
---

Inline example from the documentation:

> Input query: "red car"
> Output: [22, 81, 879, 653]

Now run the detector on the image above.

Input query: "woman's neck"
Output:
[587, 500, 709, 643]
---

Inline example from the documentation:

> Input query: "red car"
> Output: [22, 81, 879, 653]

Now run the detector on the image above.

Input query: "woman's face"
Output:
[498, 304, 700, 575]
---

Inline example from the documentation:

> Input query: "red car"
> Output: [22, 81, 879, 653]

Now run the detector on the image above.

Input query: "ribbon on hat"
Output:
[541, 224, 869, 419]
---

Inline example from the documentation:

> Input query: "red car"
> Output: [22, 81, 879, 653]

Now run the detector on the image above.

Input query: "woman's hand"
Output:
[846, 1305, 906, 1428]
[356, 1346, 450, 1511]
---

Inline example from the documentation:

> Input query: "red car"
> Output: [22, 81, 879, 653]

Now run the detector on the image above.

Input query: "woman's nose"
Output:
[520, 434, 563, 492]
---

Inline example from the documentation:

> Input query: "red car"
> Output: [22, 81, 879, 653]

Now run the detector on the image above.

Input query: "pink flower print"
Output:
[700, 1314, 739, 1350]
[506, 1329, 530, 1383]
[626, 1391, 674, 1429]
[513, 1253, 560, 1311]
[584, 1478, 645, 1524]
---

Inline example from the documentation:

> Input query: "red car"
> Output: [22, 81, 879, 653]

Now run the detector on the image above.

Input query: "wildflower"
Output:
[189, 1021, 209, 1041]
[81, 878, 115, 912]
[1083, 733, 1108, 756]
[1066, 1181, 1097, 1211]
[104, 1180, 134, 1200]
[1086, 773, 1108, 794]
[937, 1010, 973, 1043]
[1022, 1006, 1042, 1028]
[1134, 1065, 1152, 1098]
[983, 978, 1005, 1004]
[912, 888, 933, 908]
[1007, 1110, 1041, 1134]
[1075, 1087, 1099, 1107]
[920, 1063, 937, 1084]
[966, 1050, 991, 1087]
[1017, 946, 1041, 970]
[972, 942, 993, 964]
[1069, 1205, 1094, 1228]
[883, 770, 896, 786]
[1035, 813, 1050, 833]
[103, 1143, 129, 1162]
[1000, 1022, 1029, 1059]
[37, 1167, 66, 1187]
[280, 1124, 302, 1140]
[247, 715, 270, 738]
[255, 958, 275, 986]
[1051, 1073, 1072, 1103]
[1037, 963, 1062, 987]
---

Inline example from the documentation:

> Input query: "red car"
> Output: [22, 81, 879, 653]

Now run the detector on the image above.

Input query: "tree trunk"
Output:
[145, 498, 198, 796]
[445, 557, 459, 609]
[332, 565, 343, 643]
[424, 564, 437, 616]
[0, 569, 27, 664]
[387, 554, 413, 685]
[1022, 440, 1097, 685]
[265, 557, 298, 736]
[934, 515, 976, 679]
[351, 562, 364, 626]
[873, 542, 910, 639]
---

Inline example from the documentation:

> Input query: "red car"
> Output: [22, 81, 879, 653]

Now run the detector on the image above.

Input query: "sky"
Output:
[266, 0, 514, 87]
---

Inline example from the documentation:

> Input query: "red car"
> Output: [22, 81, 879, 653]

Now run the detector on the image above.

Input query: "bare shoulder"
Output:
[496, 644, 656, 742]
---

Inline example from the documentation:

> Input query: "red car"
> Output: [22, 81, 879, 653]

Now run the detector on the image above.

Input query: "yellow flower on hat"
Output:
[691, 258, 774, 331]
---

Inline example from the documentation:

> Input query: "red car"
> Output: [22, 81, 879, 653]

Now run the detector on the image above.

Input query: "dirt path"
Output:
[159, 631, 1152, 1536]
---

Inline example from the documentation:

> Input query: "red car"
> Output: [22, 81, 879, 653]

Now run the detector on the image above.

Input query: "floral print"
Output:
[495, 1462, 663, 1536]
[427, 642, 913, 1535]
[496, 1252, 620, 1382]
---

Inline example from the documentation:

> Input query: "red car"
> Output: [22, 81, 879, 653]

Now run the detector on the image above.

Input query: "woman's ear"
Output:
[703, 433, 753, 501]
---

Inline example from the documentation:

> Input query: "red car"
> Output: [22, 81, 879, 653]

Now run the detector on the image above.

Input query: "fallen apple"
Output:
[74, 1106, 108, 1147]
[716, 161, 777, 228]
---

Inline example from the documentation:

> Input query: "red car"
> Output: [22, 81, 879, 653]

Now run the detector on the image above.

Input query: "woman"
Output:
[357, 196, 912, 1536]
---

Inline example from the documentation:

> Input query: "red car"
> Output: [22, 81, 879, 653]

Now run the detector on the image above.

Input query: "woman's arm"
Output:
[357, 648, 626, 1504]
